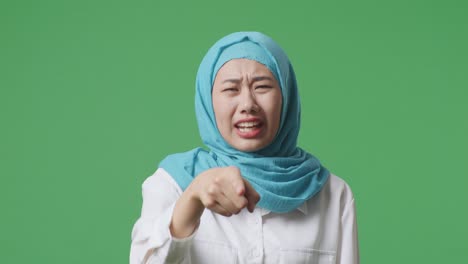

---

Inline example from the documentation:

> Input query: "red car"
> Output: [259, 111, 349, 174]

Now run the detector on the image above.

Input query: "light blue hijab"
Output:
[160, 32, 329, 213]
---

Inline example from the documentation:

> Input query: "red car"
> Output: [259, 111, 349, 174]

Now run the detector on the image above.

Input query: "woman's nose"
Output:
[239, 89, 259, 114]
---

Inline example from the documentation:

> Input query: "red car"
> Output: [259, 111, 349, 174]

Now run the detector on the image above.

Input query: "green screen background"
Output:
[1, 0, 467, 263]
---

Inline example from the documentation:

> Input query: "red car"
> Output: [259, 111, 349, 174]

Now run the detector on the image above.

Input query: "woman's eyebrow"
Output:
[252, 76, 273, 82]
[222, 78, 241, 84]
[222, 76, 273, 84]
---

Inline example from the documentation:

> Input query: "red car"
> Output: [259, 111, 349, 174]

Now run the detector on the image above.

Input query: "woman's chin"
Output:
[230, 138, 269, 152]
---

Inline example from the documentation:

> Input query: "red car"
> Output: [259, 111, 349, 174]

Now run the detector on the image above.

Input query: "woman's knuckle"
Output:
[213, 176, 221, 183]
[206, 184, 217, 195]
[227, 166, 239, 174]
[221, 211, 232, 217]
[204, 198, 216, 208]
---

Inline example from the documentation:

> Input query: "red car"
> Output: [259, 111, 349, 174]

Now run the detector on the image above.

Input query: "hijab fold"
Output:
[160, 32, 329, 213]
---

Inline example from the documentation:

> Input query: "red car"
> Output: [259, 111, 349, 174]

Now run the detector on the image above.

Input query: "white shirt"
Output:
[130, 168, 359, 264]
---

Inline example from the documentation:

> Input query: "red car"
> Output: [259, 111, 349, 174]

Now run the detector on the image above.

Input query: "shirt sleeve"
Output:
[337, 197, 360, 264]
[130, 168, 199, 264]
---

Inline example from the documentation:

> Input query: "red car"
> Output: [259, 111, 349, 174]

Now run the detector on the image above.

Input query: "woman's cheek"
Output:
[218, 99, 236, 128]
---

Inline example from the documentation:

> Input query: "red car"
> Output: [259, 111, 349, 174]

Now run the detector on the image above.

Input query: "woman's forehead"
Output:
[216, 59, 274, 77]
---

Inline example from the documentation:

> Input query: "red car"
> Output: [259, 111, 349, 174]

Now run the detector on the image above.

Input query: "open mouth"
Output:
[236, 121, 262, 132]
[235, 121, 263, 138]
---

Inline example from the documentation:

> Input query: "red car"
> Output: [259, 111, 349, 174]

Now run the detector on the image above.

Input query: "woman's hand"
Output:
[190, 166, 260, 216]
[170, 166, 260, 238]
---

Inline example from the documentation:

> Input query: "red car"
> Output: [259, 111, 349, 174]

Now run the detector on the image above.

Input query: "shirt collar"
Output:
[259, 201, 308, 216]
[297, 201, 309, 215]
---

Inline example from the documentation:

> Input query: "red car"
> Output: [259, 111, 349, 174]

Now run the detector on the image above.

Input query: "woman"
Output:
[130, 32, 359, 264]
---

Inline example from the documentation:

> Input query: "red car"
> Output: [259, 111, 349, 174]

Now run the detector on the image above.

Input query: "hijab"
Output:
[159, 31, 329, 213]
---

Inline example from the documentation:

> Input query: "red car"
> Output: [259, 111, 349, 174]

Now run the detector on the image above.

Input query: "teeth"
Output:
[237, 121, 259, 128]
[239, 127, 256, 132]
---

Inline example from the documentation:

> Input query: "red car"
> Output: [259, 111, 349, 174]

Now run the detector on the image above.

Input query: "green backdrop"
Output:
[1, 0, 467, 263]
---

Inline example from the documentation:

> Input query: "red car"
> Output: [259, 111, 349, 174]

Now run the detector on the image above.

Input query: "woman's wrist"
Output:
[170, 186, 205, 238]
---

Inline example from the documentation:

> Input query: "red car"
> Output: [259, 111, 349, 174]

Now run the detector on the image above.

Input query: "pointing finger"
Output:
[242, 179, 260, 212]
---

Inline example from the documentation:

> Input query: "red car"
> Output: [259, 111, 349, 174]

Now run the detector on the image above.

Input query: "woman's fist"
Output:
[170, 166, 260, 238]
[189, 166, 260, 216]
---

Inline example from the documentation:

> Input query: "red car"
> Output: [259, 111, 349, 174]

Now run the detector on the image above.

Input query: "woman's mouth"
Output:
[235, 121, 263, 138]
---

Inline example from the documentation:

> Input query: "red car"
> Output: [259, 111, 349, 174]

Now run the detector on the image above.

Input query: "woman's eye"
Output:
[255, 85, 272, 90]
[223, 88, 238, 92]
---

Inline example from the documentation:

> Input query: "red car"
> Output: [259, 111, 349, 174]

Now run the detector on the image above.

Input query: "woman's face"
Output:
[212, 59, 282, 152]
